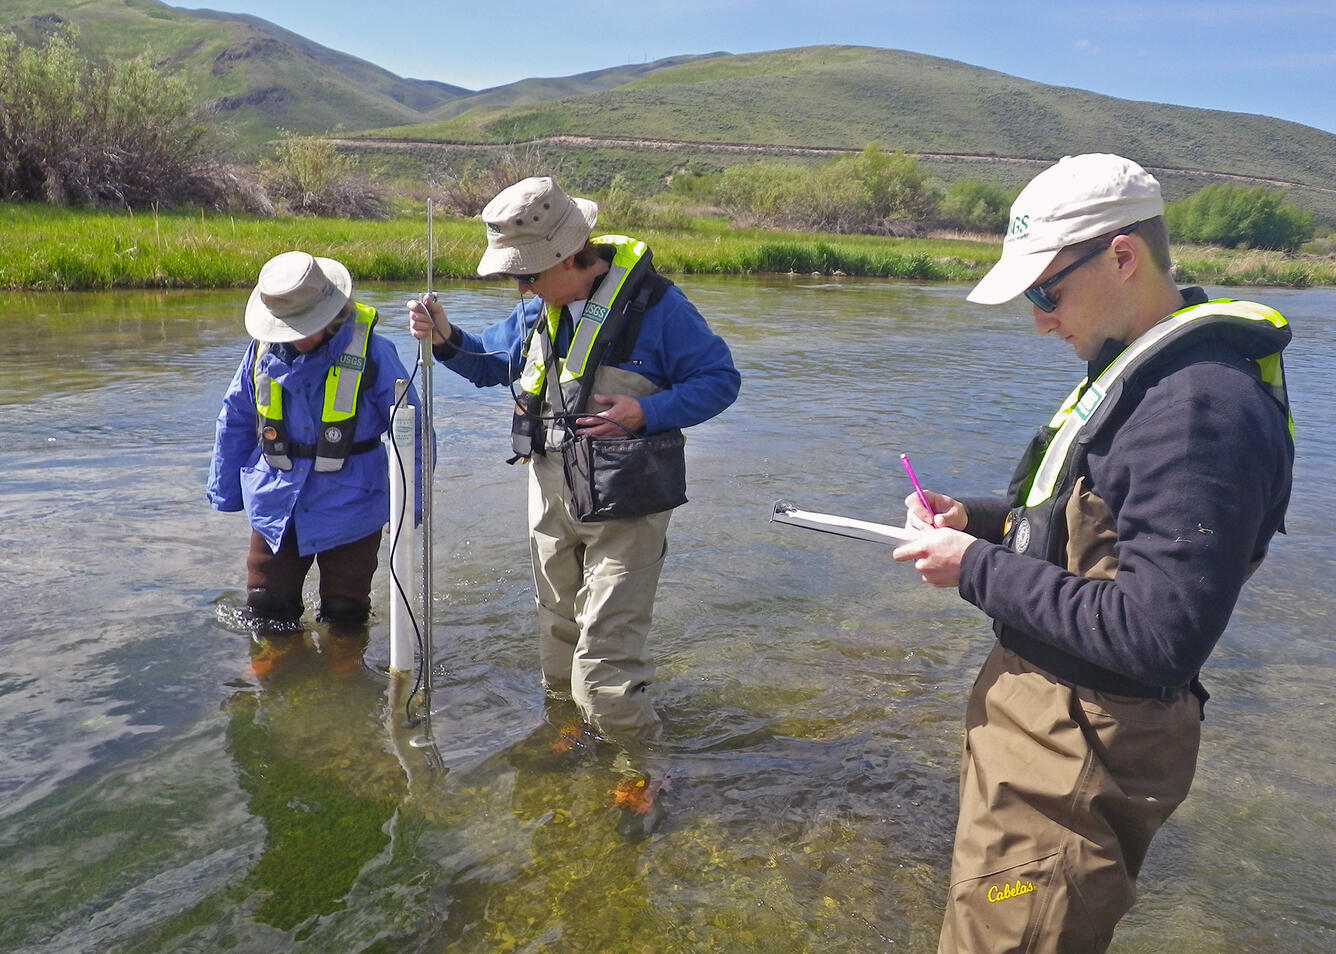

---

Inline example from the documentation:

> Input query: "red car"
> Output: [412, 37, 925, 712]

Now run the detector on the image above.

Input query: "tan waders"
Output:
[527, 447, 669, 745]
[938, 643, 1201, 954]
[521, 364, 675, 745]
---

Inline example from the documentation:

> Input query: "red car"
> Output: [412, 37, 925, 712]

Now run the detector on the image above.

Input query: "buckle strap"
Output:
[285, 437, 381, 459]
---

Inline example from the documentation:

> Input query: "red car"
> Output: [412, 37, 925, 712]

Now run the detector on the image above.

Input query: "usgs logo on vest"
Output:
[1013, 515, 1031, 554]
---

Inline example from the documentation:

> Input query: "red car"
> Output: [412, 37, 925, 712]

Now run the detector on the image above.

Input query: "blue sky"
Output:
[184, 0, 1336, 135]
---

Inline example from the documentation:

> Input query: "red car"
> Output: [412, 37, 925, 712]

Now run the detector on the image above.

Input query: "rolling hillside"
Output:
[4, 3, 1335, 220]
[366, 45, 1336, 218]
[429, 53, 727, 120]
[0, 0, 463, 147]
[0, 0, 725, 150]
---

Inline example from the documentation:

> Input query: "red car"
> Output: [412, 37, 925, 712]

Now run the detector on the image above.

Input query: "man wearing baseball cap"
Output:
[407, 177, 739, 757]
[209, 250, 425, 633]
[891, 155, 1294, 952]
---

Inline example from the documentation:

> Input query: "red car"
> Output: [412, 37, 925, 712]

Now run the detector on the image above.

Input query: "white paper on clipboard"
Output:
[769, 500, 920, 546]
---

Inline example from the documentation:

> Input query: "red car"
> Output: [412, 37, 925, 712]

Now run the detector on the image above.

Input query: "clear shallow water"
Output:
[0, 279, 1332, 953]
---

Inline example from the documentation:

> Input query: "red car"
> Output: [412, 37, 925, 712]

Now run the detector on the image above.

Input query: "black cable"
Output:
[386, 356, 426, 726]
[394, 290, 623, 725]
[387, 305, 521, 726]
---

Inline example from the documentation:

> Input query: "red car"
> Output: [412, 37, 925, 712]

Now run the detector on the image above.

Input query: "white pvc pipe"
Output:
[388, 380, 417, 674]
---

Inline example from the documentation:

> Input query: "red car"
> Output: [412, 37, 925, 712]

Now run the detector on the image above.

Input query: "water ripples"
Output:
[0, 280, 1333, 954]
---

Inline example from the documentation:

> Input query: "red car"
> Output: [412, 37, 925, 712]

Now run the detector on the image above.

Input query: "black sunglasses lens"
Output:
[1024, 286, 1056, 312]
[1020, 224, 1136, 313]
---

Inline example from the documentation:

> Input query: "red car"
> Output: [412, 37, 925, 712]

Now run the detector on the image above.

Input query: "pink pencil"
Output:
[900, 453, 936, 519]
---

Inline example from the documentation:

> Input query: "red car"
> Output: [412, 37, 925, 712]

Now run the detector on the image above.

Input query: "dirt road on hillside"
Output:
[328, 135, 1334, 194]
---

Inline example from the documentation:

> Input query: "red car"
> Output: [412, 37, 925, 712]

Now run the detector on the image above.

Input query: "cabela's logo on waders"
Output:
[987, 879, 1036, 903]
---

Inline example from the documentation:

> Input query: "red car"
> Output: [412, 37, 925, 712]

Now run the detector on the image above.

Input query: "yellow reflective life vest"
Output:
[510, 235, 661, 460]
[1005, 298, 1292, 561]
[254, 302, 377, 472]
[518, 235, 655, 407]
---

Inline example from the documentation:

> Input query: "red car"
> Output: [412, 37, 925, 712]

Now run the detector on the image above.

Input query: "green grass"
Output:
[1173, 246, 1336, 288]
[0, 203, 465, 290]
[2, 202, 1332, 291]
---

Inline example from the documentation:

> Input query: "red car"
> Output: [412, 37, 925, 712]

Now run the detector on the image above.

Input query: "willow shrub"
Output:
[1167, 184, 1315, 252]
[0, 30, 219, 209]
[712, 146, 941, 235]
[260, 133, 388, 220]
[938, 179, 1015, 234]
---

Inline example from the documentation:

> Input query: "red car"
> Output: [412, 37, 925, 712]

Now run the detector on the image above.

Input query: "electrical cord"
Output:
[386, 355, 427, 726]
[386, 298, 522, 726]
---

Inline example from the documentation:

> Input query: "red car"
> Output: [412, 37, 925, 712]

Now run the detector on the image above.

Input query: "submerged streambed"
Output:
[1, 279, 1332, 953]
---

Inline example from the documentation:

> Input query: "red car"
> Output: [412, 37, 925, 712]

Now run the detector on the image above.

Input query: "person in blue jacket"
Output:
[407, 177, 740, 747]
[208, 250, 422, 631]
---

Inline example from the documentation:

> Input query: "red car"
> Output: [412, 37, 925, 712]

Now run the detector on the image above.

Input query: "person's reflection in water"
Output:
[225, 627, 407, 932]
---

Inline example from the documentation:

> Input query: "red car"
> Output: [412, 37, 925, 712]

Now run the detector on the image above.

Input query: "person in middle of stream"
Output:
[208, 250, 427, 635]
[406, 176, 740, 755]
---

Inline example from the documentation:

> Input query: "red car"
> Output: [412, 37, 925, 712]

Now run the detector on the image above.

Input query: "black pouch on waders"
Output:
[560, 428, 687, 522]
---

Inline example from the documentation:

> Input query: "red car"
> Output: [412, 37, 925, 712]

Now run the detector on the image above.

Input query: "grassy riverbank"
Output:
[3, 202, 1333, 291]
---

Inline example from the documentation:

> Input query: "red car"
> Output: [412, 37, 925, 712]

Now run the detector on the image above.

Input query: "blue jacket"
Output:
[207, 312, 424, 556]
[436, 281, 740, 435]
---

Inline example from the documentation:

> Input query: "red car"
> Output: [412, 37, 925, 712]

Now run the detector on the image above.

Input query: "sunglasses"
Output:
[1024, 222, 1140, 313]
[505, 272, 541, 285]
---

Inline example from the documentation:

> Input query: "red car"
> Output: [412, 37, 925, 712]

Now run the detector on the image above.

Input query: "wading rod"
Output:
[413, 198, 436, 746]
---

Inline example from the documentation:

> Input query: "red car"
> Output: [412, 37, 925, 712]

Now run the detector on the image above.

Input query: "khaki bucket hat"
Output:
[245, 250, 353, 343]
[476, 177, 599, 277]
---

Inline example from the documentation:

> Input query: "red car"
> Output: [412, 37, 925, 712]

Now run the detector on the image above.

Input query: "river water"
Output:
[0, 277, 1332, 953]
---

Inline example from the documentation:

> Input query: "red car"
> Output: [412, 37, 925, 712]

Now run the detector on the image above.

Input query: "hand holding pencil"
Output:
[893, 453, 974, 587]
[898, 453, 965, 532]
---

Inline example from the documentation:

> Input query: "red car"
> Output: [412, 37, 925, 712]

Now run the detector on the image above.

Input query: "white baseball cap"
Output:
[968, 154, 1164, 305]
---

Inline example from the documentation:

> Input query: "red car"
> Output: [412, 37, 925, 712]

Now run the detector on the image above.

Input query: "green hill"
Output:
[4, 5, 1335, 222]
[361, 45, 1336, 220]
[0, 0, 463, 148]
[429, 53, 728, 120]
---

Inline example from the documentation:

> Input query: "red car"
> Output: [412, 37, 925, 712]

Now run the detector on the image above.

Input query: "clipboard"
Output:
[769, 500, 920, 546]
